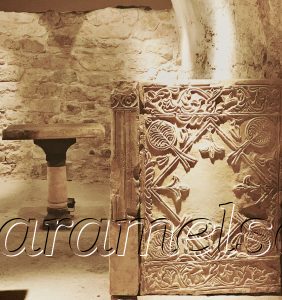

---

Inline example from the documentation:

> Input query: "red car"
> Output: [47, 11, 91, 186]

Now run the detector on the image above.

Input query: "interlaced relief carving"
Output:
[143, 84, 280, 117]
[111, 82, 138, 110]
[139, 82, 281, 295]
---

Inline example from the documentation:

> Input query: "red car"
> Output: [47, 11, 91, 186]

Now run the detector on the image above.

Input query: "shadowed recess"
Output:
[0, 290, 27, 300]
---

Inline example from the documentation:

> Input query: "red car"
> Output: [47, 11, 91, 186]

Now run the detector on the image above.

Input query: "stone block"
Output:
[52, 69, 77, 84]
[0, 66, 24, 82]
[28, 99, 61, 113]
[0, 163, 12, 174]
[0, 152, 5, 162]
[20, 39, 45, 53]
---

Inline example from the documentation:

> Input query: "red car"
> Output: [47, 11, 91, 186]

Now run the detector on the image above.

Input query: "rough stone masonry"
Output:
[0, 0, 281, 183]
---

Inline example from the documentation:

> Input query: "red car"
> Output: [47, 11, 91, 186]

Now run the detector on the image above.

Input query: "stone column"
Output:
[34, 138, 76, 228]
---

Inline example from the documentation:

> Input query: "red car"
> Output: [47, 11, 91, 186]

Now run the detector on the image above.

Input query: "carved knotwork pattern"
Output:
[140, 83, 281, 295]
[143, 84, 280, 117]
[142, 259, 280, 294]
[111, 83, 138, 110]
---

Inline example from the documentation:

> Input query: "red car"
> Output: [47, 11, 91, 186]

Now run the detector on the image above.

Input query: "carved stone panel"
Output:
[139, 82, 281, 295]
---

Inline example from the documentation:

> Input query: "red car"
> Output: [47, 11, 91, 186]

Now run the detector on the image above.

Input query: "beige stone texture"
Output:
[47, 166, 68, 209]
[0, 2, 280, 185]
[0, 178, 109, 300]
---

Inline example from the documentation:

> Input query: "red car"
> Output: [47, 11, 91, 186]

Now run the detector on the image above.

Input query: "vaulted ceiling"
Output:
[0, 0, 172, 12]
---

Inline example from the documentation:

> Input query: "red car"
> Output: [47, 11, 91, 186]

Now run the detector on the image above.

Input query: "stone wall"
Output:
[0, 8, 178, 183]
[172, 0, 282, 79]
[0, 1, 281, 183]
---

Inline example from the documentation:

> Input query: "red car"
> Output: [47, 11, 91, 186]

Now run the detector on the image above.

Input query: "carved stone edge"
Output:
[111, 80, 282, 109]
[279, 90, 282, 254]
[110, 81, 140, 297]
[111, 81, 139, 111]
[138, 80, 282, 117]
[138, 79, 282, 88]
[110, 81, 140, 220]
[138, 78, 282, 93]
[140, 257, 281, 295]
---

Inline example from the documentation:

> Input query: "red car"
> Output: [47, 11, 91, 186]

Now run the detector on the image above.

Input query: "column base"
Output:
[34, 138, 76, 230]
[43, 207, 72, 230]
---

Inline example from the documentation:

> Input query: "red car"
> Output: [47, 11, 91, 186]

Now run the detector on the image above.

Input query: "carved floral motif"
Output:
[142, 259, 280, 294]
[199, 127, 225, 163]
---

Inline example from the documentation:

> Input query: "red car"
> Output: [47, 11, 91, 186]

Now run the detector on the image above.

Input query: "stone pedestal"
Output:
[34, 138, 76, 228]
[2, 123, 105, 229]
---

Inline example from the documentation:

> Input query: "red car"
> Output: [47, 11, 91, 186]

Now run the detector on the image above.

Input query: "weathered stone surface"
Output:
[0, 66, 24, 82]
[110, 82, 140, 296]
[20, 39, 45, 53]
[27, 99, 61, 113]
[51, 69, 77, 84]
[0, 82, 18, 93]
[0, 152, 5, 162]
[0, 163, 13, 174]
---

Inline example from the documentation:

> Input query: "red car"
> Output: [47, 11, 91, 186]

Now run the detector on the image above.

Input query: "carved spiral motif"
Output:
[111, 91, 138, 108]
[245, 117, 274, 147]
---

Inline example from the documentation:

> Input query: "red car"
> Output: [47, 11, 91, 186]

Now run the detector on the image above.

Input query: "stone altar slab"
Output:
[2, 123, 105, 140]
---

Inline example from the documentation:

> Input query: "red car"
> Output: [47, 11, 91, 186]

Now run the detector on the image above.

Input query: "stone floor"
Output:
[0, 179, 281, 300]
[0, 179, 110, 300]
